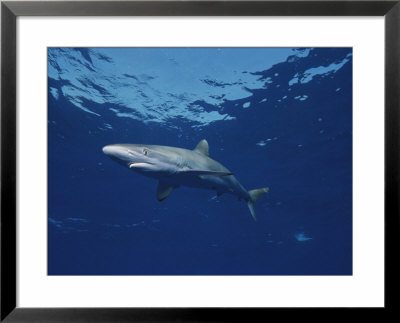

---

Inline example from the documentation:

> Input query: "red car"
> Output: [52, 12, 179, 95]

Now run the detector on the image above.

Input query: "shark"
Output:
[102, 139, 269, 221]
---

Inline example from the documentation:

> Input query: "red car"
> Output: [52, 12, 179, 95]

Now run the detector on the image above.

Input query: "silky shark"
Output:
[102, 139, 269, 221]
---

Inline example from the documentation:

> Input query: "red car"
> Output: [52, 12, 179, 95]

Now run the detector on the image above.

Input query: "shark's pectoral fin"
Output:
[157, 181, 178, 201]
[182, 169, 232, 177]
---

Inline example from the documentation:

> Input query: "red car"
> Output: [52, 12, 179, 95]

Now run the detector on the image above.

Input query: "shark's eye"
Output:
[143, 148, 148, 156]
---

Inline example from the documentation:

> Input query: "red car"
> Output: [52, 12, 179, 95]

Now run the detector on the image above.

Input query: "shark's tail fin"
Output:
[247, 187, 270, 221]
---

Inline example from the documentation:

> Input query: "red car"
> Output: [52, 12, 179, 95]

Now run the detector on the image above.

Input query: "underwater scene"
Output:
[48, 47, 352, 275]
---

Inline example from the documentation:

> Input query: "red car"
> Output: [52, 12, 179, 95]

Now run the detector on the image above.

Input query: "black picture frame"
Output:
[1, 0, 399, 321]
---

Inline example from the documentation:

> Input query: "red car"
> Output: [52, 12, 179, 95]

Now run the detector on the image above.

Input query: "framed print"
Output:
[1, 0, 399, 321]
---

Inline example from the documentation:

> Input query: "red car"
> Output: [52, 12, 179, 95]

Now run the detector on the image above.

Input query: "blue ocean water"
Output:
[48, 47, 352, 275]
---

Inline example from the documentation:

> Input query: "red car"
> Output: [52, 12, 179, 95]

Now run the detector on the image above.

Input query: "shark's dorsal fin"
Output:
[157, 181, 178, 201]
[194, 139, 210, 157]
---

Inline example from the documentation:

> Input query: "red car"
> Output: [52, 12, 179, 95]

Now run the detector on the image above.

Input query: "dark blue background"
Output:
[48, 48, 352, 275]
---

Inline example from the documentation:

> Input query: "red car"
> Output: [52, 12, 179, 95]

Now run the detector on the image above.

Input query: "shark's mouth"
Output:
[129, 162, 152, 168]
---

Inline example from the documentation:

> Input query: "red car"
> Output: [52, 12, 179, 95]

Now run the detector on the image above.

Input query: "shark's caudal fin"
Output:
[247, 187, 270, 221]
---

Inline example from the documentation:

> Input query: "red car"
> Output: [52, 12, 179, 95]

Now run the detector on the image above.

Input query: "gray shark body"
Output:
[103, 139, 269, 220]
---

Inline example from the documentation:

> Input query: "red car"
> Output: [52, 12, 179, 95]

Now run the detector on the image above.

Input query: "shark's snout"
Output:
[103, 145, 129, 157]
[102, 145, 115, 156]
[102, 145, 130, 165]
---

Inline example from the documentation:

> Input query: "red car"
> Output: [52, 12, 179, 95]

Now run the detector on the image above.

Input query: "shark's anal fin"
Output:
[183, 169, 232, 177]
[157, 181, 178, 201]
[194, 139, 210, 157]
